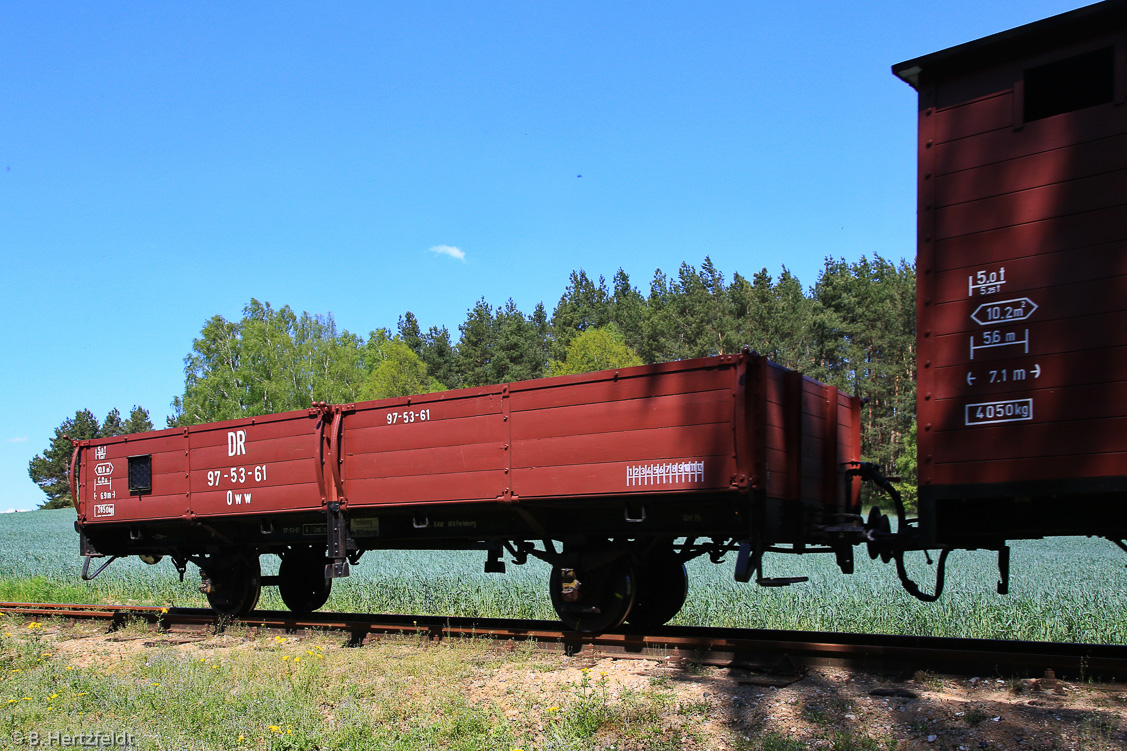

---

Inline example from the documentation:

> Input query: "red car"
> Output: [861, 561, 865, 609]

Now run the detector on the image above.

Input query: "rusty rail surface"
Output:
[3, 602, 1125, 681]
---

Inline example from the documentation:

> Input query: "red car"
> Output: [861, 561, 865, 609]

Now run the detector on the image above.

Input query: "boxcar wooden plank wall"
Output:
[896, 1, 1127, 508]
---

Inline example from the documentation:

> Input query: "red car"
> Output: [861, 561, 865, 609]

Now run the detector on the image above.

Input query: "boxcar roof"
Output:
[893, 0, 1127, 89]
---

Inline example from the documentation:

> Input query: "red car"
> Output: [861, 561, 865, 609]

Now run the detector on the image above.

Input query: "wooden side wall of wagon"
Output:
[895, 0, 1127, 547]
[329, 352, 861, 631]
[74, 409, 328, 548]
[334, 353, 861, 546]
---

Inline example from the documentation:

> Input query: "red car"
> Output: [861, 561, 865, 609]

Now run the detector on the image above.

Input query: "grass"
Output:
[3, 508, 1127, 643]
[0, 617, 710, 751]
[2, 613, 1122, 751]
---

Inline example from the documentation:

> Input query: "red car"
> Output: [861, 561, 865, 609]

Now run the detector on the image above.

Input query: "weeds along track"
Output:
[3, 601, 1126, 682]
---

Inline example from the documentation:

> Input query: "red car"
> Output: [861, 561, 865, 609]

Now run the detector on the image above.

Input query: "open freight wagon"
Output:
[74, 352, 867, 631]
[71, 1, 1127, 634]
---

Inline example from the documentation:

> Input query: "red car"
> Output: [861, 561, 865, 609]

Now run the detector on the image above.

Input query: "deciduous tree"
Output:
[547, 327, 643, 376]
[171, 299, 367, 425]
[362, 338, 445, 400]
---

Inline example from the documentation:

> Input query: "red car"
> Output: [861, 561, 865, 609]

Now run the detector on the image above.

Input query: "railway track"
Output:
[3, 601, 1125, 682]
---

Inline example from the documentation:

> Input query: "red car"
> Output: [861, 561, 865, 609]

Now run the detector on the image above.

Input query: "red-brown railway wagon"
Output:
[893, 0, 1127, 547]
[74, 353, 864, 631]
[70, 2, 1127, 632]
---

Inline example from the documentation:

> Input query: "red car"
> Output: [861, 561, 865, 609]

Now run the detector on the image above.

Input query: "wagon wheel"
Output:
[202, 556, 261, 618]
[549, 557, 636, 634]
[278, 547, 332, 614]
[626, 549, 688, 630]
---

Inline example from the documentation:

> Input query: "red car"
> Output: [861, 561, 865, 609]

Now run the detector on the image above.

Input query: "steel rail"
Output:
[2, 602, 1125, 681]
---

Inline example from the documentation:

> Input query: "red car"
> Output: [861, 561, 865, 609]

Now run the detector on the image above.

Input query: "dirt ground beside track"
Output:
[42, 626, 1127, 749]
[472, 652, 1127, 750]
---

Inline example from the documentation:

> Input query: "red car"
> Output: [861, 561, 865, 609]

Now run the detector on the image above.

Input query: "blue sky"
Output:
[0, 1, 1090, 511]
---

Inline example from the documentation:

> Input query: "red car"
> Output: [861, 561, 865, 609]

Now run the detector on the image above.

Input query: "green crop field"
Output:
[2, 508, 1125, 644]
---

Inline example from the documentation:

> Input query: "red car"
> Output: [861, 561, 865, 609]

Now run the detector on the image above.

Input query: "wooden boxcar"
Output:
[893, 0, 1127, 547]
[74, 353, 863, 631]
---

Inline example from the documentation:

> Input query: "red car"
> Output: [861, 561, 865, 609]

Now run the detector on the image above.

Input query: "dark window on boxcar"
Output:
[1024, 47, 1115, 122]
[128, 455, 152, 493]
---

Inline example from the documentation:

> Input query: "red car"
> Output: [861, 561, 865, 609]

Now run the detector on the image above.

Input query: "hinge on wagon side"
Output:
[325, 501, 355, 579]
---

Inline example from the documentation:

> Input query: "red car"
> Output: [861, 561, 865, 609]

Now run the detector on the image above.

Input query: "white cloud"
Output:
[6, 436, 28, 443]
[429, 244, 466, 262]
